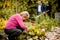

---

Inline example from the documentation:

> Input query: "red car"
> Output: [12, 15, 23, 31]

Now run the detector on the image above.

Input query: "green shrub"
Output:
[35, 13, 59, 31]
[0, 18, 7, 32]
[0, 0, 58, 18]
[19, 13, 59, 40]
[19, 26, 45, 40]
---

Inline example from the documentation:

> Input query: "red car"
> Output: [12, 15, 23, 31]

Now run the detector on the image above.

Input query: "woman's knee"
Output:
[11, 29, 22, 37]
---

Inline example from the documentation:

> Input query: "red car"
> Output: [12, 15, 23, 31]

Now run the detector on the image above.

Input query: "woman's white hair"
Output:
[20, 11, 30, 18]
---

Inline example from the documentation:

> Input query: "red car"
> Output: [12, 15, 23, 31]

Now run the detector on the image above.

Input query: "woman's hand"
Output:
[24, 26, 31, 32]
[24, 26, 29, 31]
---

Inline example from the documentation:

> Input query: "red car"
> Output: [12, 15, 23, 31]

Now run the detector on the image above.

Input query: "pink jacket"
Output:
[5, 14, 27, 30]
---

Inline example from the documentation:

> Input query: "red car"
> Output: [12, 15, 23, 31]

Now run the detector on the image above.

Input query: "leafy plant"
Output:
[34, 13, 59, 31]
[0, 18, 7, 32]
[19, 13, 59, 40]
[0, 0, 58, 18]
[19, 26, 45, 40]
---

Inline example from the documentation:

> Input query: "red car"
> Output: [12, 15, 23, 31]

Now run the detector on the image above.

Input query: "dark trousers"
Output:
[4, 29, 23, 40]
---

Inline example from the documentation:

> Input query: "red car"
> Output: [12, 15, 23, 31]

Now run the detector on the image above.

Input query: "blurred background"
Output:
[0, 0, 59, 19]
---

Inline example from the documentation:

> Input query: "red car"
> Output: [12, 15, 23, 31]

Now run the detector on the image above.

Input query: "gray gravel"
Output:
[45, 27, 60, 40]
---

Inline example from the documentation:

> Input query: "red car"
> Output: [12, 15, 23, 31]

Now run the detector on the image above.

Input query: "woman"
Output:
[4, 11, 30, 40]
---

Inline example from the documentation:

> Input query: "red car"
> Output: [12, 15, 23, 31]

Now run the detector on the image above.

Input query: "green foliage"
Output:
[0, 18, 7, 32]
[19, 26, 45, 40]
[0, 0, 58, 18]
[0, 0, 16, 19]
[19, 13, 59, 40]
[48, 0, 58, 14]
[35, 13, 59, 31]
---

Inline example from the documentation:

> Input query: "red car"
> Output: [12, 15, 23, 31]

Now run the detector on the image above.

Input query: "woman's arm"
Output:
[16, 14, 28, 30]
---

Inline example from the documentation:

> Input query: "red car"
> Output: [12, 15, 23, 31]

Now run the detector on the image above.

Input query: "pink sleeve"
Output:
[16, 15, 28, 30]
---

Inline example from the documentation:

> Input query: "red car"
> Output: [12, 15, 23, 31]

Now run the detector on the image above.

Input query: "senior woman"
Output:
[4, 11, 30, 40]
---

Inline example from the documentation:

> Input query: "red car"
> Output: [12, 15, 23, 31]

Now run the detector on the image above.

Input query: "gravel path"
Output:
[45, 27, 60, 40]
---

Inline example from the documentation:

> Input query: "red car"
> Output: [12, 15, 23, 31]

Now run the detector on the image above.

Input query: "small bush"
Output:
[0, 18, 7, 32]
